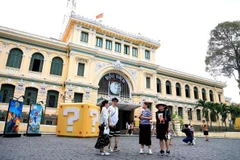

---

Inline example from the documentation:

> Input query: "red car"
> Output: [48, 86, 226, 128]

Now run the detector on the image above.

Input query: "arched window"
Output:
[188, 108, 192, 120]
[50, 57, 63, 76]
[6, 48, 23, 68]
[168, 106, 173, 116]
[196, 109, 201, 121]
[176, 83, 181, 96]
[166, 81, 172, 95]
[210, 111, 216, 122]
[178, 107, 183, 118]
[157, 78, 161, 93]
[185, 85, 190, 98]
[209, 90, 214, 102]
[46, 90, 59, 108]
[202, 88, 206, 100]
[194, 87, 199, 99]
[24, 87, 38, 105]
[204, 110, 209, 121]
[98, 73, 130, 98]
[29, 53, 44, 72]
[0, 84, 15, 103]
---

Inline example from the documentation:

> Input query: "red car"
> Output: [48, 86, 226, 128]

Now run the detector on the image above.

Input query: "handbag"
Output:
[103, 127, 110, 135]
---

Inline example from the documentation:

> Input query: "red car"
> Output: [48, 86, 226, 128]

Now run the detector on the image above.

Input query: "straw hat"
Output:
[155, 102, 168, 108]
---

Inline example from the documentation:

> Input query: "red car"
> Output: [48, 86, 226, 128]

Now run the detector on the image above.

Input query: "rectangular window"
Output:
[96, 37, 103, 47]
[106, 40, 112, 50]
[124, 45, 130, 55]
[115, 42, 121, 52]
[74, 93, 83, 103]
[132, 47, 138, 57]
[80, 31, 88, 42]
[146, 77, 151, 89]
[145, 50, 150, 59]
[46, 120, 53, 125]
[77, 63, 85, 76]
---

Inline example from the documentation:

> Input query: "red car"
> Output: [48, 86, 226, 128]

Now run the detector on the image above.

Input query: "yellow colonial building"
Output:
[0, 14, 226, 129]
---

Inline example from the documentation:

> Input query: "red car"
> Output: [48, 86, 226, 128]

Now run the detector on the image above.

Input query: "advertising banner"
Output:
[4, 99, 23, 134]
[27, 104, 43, 134]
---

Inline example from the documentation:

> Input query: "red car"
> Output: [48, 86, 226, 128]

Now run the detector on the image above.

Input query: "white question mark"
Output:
[90, 109, 98, 133]
[63, 108, 80, 132]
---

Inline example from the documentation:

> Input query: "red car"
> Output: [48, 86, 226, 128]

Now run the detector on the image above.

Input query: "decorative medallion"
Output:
[39, 83, 47, 95]
[126, 68, 137, 82]
[84, 87, 91, 99]
[17, 79, 25, 91]
[95, 61, 109, 73]
[112, 60, 124, 70]
[66, 84, 74, 96]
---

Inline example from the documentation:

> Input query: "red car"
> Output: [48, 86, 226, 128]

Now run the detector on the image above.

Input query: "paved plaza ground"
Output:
[0, 135, 240, 160]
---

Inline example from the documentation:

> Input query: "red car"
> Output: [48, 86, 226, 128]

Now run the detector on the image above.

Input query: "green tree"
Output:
[195, 99, 210, 124]
[216, 103, 229, 127]
[207, 102, 220, 127]
[205, 21, 240, 91]
[229, 104, 240, 124]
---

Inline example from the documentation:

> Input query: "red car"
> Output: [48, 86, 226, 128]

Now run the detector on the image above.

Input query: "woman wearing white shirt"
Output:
[95, 100, 110, 156]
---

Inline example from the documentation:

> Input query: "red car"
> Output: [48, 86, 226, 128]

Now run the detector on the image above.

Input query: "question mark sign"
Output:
[63, 108, 80, 132]
[90, 109, 98, 133]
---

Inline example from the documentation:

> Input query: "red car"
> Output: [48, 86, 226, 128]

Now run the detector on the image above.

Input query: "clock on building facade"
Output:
[98, 73, 130, 98]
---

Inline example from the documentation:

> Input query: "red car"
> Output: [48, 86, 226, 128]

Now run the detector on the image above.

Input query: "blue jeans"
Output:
[183, 137, 193, 143]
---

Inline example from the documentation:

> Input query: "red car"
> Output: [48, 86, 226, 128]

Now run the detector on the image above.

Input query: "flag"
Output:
[96, 13, 103, 19]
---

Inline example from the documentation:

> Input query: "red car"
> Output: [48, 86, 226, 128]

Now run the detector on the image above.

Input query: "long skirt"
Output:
[94, 124, 110, 149]
[139, 124, 151, 146]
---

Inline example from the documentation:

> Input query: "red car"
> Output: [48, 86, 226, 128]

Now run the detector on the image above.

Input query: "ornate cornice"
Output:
[70, 15, 160, 47]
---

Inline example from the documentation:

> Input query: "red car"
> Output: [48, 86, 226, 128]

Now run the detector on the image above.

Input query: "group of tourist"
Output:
[125, 122, 134, 135]
[94, 97, 209, 156]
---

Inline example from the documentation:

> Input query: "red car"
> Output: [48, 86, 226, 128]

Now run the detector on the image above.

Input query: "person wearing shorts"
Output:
[156, 102, 171, 157]
[202, 120, 209, 141]
[108, 97, 120, 152]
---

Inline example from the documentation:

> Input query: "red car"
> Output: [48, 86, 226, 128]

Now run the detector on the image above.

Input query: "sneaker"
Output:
[192, 139, 195, 145]
[139, 149, 144, 154]
[188, 142, 193, 145]
[100, 152, 110, 156]
[148, 149, 152, 155]
[108, 147, 113, 152]
[166, 150, 170, 157]
[114, 147, 120, 152]
[159, 150, 164, 156]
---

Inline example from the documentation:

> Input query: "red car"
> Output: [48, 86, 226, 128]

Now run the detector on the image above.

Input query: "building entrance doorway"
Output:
[119, 110, 134, 130]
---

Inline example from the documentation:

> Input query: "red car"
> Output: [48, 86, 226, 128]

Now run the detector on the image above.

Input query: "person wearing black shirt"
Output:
[155, 103, 171, 156]
[182, 124, 194, 145]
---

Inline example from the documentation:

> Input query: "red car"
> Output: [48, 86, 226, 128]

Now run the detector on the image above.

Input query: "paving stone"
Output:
[0, 135, 239, 160]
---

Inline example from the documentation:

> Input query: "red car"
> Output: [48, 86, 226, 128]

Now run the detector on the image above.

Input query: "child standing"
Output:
[155, 102, 171, 157]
